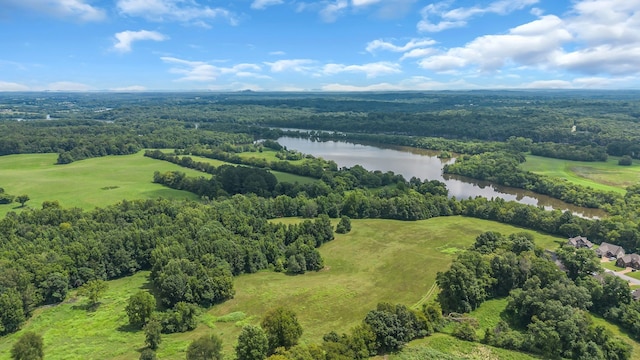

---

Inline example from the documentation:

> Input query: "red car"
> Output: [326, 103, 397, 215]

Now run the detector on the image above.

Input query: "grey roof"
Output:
[596, 242, 625, 257]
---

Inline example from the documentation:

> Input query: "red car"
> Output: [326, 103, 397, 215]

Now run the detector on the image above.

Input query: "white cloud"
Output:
[46, 82, 93, 91]
[265, 59, 315, 73]
[4, 0, 105, 21]
[366, 38, 436, 53]
[161, 57, 265, 82]
[251, 0, 284, 10]
[110, 85, 147, 91]
[0, 81, 29, 91]
[113, 30, 167, 53]
[418, 0, 538, 32]
[320, 0, 349, 22]
[322, 61, 401, 78]
[419, 15, 572, 72]
[352, 0, 382, 7]
[417, 0, 640, 77]
[116, 0, 237, 25]
[322, 76, 475, 91]
[269, 51, 286, 56]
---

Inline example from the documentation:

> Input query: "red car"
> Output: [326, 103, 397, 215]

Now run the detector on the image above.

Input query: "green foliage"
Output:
[10, 332, 43, 360]
[363, 303, 430, 353]
[619, 155, 633, 166]
[186, 333, 223, 360]
[139, 349, 157, 360]
[160, 302, 200, 334]
[236, 325, 269, 360]
[126, 291, 156, 328]
[144, 317, 162, 350]
[261, 307, 303, 354]
[77, 279, 108, 306]
[0, 288, 25, 335]
[556, 245, 601, 280]
[15, 195, 29, 208]
[335, 216, 351, 234]
[436, 251, 493, 314]
[452, 321, 479, 342]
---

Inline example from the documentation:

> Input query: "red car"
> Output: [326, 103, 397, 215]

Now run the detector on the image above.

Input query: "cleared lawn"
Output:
[0, 152, 201, 217]
[0, 216, 564, 360]
[521, 155, 640, 193]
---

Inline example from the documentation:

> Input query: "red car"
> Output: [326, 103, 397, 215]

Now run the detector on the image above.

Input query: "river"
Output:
[275, 137, 605, 219]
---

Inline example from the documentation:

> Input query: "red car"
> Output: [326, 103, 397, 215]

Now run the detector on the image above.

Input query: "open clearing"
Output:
[521, 155, 640, 193]
[0, 151, 315, 217]
[0, 216, 564, 359]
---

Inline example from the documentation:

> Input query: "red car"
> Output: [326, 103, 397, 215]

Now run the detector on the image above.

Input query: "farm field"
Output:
[0, 216, 564, 360]
[521, 155, 640, 193]
[0, 151, 317, 217]
[0, 152, 201, 217]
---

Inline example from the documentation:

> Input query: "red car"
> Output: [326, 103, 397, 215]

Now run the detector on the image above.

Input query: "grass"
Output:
[174, 153, 318, 185]
[0, 152, 201, 217]
[398, 334, 539, 360]
[237, 148, 306, 164]
[521, 155, 640, 193]
[0, 216, 565, 359]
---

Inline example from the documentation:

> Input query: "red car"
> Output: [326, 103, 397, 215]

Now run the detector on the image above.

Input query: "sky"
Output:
[0, 0, 639, 91]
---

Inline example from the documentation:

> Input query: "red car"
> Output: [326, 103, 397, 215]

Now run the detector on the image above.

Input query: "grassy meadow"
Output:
[0, 151, 316, 217]
[0, 152, 202, 217]
[521, 155, 640, 193]
[0, 216, 565, 360]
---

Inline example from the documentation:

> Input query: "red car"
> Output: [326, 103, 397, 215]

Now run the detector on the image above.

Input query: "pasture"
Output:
[521, 155, 640, 194]
[0, 216, 564, 359]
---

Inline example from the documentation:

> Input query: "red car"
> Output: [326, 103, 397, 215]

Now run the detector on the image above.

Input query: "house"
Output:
[616, 254, 640, 269]
[567, 236, 593, 249]
[632, 289, 640, 301]
[595, 242, 626, 259]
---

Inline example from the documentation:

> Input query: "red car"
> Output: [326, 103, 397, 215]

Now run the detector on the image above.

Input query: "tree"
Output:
[126, 291, 156, 328]
[139, 349, 157, 360]
[261, 307, 303, 354]
[186, 333, 223, 360]
[0, 288, 25, 335]
[619, 155, 633, 166]
[144, 317, 162, 350]
[15, 195, 29, 208]
[236, 325, 269, 360]
[557, 246, 601, 280]
[335, 216, 351, 234]
[11, 332, 43, 360]
[77, 279, 108, 307]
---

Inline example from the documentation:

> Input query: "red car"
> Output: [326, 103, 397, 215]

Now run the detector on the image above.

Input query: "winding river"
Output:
[276, 137, 605, 219]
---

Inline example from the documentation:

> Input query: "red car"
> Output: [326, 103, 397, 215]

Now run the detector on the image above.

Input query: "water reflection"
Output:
[276, 137, 605, 219]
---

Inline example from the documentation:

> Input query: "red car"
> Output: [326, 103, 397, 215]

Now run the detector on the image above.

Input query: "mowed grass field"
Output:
[521, 155, 640, 194]
[0, 152, 202, 217]
[0, 216, 565, 360]
[0, 151, 316, 217]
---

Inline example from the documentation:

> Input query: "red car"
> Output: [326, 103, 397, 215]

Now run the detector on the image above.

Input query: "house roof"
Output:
[596, 242, 625, 256]
[568, 236, 593, 248]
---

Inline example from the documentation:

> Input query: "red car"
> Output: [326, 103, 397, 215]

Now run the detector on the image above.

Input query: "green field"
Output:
[238, 148, 306, 164]
[521, 155, 640, 193]
[0, 152, 202, 217]
[0, 216, 564, 360]
[181, 154, 317, 185]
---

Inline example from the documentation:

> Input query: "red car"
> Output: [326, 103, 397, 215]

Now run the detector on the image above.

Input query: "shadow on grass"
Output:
[139, 277, 165, 311]
[117, 323, 140, 333]
[71, 302, 101, 312]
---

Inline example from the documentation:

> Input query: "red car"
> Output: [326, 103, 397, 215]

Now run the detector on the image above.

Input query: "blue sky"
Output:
[0, 0, 639, 91]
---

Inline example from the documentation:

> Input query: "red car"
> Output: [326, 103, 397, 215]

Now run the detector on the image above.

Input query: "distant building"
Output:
[596, 242, 626, 259]
[567, 236, 593, 249]
[616, 254, 640, 269]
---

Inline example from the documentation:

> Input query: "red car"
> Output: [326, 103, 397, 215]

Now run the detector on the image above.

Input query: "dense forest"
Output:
[2, 91, 640, 359]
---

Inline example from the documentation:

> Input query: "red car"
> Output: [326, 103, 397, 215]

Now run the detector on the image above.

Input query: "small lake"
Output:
[276, 137, 605, 219]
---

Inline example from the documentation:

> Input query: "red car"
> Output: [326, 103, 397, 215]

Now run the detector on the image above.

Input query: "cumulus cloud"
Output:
[320, 0, 349, 22]
[161, 57, 264, 82]
[418, 0, 538, 32]
[416, 0, 640, 77]
[116, 0, 237, 25]
[265, 59, 316, 73]
[251, 0, 284, 10]
[0, 81, 29, 91]
[113, 30, 167, 53]
[3, 0, 105, 21]
[322, 62, 401, 78]
[322, 76, 475, 91]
